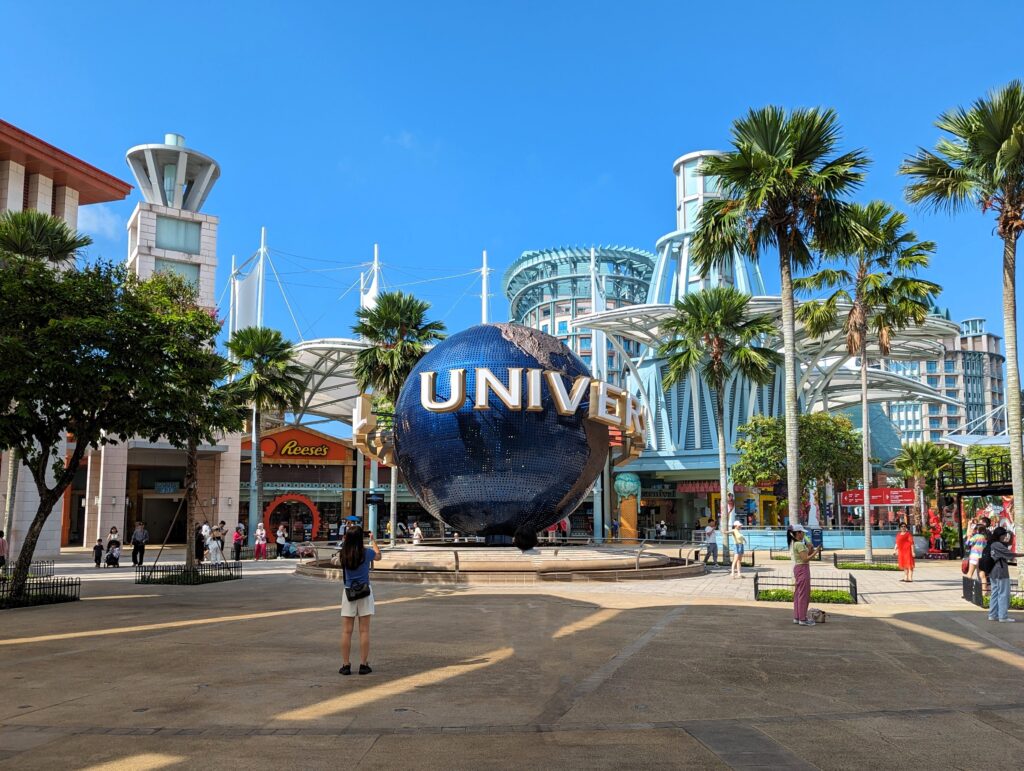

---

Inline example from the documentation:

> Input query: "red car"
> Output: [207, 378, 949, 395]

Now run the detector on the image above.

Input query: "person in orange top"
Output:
[894, 522, 915, 582]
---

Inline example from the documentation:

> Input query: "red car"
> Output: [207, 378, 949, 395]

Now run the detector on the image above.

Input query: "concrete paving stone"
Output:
[0, 551, 1020, 768]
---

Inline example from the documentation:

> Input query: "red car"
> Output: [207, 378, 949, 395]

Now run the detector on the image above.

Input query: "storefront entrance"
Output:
[264, 493, 321, 543]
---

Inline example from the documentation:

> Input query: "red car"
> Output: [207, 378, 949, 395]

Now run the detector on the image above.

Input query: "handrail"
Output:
[635, 541, 648, 570]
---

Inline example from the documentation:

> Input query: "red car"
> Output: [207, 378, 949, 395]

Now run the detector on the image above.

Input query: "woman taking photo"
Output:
[339, 526, 381, 675]
[894, 522, 915, 582]
[789, 524, 819, 626]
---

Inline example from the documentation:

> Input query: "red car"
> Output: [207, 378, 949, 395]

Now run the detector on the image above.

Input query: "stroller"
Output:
[105, 540, 121, 568]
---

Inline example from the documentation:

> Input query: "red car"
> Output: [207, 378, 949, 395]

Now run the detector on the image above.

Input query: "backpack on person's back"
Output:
[978, 542, 996, 575]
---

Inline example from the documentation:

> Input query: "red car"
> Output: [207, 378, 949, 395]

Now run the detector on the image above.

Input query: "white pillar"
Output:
[354, 449, 365, 525]
[369, 459, 379, 532]
[26, 173, 53, 212]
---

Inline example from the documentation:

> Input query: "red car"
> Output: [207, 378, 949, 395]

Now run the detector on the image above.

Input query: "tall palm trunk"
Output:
[861, 350, 873, 561]
[716, 384, 729, 562]
[389, 465, 398, 547]
[778, 238, 801, 527]
[1001, 235, 1024, 575]
[247, 405, 262, 544]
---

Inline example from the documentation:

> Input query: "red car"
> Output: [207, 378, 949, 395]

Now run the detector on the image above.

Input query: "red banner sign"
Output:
[839, 488, 916, 507]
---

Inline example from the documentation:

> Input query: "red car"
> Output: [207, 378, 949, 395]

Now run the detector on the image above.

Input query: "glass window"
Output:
[946, 405, 957, 415]
[926, 376, 939, 387]
[581, 355, 591, 366]
[684, 199, 700, 229]
[930, 431, 942, 441]
[608, 355, 615, 370]
[945, 390, 957, 399]
[704, 174, 721, 194]
[541, 324, 548, 334]
[944, 360, 955, 373]
[929, 418, 942, 429]
[926, 361, 938, 373]
[945, 376, 956, 388]
[155, 216, 201, 254]
[557, 320, 568, 334]
[579, 336, 591, 351]
[928, 405, 940, 415]
[683, 160, 701, 197]
[154, 258, 199, 286]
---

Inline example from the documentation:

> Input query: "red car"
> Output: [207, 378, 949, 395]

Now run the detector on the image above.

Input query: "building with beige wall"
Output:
[1, 126, 242, 557]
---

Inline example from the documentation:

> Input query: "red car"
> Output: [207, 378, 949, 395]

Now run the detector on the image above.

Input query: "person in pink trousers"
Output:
[789, 524, 819, 626]
[253, 523, 268, 560]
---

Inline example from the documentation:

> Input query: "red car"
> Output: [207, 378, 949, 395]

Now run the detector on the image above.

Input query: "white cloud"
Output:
[384, 130, 419, 150]
[77, 204, 123, 240]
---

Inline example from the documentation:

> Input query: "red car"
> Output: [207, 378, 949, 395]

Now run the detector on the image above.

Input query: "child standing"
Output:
[93, 538, 104, 568]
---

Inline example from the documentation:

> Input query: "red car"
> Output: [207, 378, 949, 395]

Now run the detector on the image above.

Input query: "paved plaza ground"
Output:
[1, 549, 1023, 770]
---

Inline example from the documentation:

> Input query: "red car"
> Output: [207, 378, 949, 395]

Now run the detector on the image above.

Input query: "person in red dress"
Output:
[894, 522, 915, 582]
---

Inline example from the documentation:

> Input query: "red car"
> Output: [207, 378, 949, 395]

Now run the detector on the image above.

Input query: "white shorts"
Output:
[340, 587, 375, 617]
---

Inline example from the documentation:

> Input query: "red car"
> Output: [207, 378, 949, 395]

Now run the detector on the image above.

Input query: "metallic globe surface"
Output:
[394, 323, 609, 540]
[613, 472, 641, 499]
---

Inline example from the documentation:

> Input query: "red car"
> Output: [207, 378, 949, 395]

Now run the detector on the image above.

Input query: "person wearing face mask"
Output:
[986, 527, 1023, 623]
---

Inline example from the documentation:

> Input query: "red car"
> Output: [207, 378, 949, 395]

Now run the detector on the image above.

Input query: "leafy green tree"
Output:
[732, 413, 863, 519]
[137, 277, 246, 568]
[353, 291, 446, 543]
[658, 287, 780, 554]
[796, 201, 939, 560]
[900, 80, 1024, 551]
[0, 257, 232, 599]
[0, 211, 92, 545]
[691, 106, 869, 530]
[893, 442, 959, 528]
[225, 327, 305, 544]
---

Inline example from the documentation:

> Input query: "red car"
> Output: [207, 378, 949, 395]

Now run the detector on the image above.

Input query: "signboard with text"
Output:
[839, 488, 916, 507]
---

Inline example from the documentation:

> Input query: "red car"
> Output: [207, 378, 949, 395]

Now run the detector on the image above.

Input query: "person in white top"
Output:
[412, 522, 424, 545]
[703, 520, 719, 565]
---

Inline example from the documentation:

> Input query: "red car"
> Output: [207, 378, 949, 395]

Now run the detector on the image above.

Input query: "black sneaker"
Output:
[338, 664, 351, 675]
[358, 664, 372, 675]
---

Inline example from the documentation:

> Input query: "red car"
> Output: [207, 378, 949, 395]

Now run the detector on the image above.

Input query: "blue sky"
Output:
[4, 1, 1024, 344]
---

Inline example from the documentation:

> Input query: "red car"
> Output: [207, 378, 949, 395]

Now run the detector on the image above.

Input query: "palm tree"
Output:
[658, 287, 781, 560]
[691, 106, 869, 529]
[225, 327, 305, 544]
[0, 209, 91, 266]
[894, 443, 959, 529]
[795, 202, 940, 560]
[353, 291, 446, 545]
[0, 210, 92, 545]
[900, 80, 1024, 555]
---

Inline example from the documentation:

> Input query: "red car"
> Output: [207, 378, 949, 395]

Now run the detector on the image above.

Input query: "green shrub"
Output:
[980, 596, 1024, 609]
[757, 588, 855, 604]
[836, 562, 900, 571]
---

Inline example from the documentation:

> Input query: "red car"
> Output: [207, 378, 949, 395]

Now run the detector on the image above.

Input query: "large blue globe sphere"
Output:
[394, 323, 609, 540]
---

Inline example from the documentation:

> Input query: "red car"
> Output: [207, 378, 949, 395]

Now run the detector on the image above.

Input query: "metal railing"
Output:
[754, 573, 858, 604]
[962, 576, 1023, 608]
[237, 544, 279, 560]
[0, 560, 55, 578]
[941, 457, 1013, 491]
[0, 576, 81, 608]
[136, 562, 243, 585]
[770, 548, 822, 562]
[832, 552, 898, 567]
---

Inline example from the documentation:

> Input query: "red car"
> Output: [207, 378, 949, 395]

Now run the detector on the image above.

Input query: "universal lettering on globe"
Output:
[418, 367, 646, 438]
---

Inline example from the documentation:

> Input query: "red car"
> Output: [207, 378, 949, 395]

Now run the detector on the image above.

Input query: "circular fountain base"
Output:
[296, 545, 705, 584]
